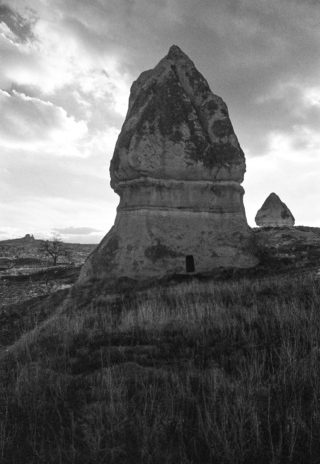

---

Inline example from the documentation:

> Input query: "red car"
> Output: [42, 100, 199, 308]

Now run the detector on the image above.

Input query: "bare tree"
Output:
[38, 236, 71, 266]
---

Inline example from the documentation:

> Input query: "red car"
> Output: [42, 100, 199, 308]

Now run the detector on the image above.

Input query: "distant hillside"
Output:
[0, 234, 96, 264]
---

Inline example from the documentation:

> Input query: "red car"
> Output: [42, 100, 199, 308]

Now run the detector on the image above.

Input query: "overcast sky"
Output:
[1, 0, 320, 244]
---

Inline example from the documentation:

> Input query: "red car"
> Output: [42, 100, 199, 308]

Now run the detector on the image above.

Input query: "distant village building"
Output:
[255, 193, 295, 227]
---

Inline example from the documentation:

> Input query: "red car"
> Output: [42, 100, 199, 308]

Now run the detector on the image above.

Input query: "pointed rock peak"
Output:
[166, 45, 189, 62]
[255, 193, 295, 227]
[263, 193, 281, 205]
[111, 46, 246, 187]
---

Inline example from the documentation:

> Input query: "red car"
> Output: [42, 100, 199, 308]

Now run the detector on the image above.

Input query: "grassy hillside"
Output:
[0, 235, 96, 264]
[1, 272, 320, 463]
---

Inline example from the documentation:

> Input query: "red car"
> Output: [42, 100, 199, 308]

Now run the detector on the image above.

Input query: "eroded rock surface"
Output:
[110, 45, 246, 185]
[79, 45, 258, 285]
[255, 193, 295, 227]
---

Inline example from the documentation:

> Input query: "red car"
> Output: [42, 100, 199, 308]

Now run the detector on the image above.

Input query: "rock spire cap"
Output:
[110, 44, 246, 187]
[166, 45, 188, 60]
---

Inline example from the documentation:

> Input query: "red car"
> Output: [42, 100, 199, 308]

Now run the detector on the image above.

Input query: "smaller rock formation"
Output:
[23, 234, 35, 241]
[255, 193, 295, 227]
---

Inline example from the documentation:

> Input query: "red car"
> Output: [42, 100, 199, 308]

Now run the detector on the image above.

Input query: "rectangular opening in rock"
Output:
[186, 255, 195, 273]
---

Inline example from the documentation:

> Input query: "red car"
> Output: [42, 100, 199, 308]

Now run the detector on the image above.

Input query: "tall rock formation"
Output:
[255, 193, 295, 227]
[79, 45, 257, 285]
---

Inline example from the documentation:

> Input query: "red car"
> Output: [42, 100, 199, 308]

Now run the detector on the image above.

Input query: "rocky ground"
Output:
[253, 225, 320, 275]
[0, 265, 81, 307]
[0, 236, 96, 307]
[1, 224, 319, 357]
[1, 226, 320, 310]
[1, 224, 320, 341]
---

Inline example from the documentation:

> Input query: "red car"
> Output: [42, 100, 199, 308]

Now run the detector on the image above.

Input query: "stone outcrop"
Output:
[23, 234, 35, 241]
[79, 45, 258, 285]
[255, 193, 295, 227]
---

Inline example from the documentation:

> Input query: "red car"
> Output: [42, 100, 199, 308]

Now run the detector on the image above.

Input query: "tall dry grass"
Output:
[1, 273, 320, 463]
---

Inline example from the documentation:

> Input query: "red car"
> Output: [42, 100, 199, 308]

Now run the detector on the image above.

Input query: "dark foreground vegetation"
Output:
[1, 271, 320, 463]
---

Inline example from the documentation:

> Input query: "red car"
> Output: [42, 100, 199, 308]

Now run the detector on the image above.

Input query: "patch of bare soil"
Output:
[0, 265, 81, 307]
[0, 265, 83, 352]
[0, 288, 70, 351]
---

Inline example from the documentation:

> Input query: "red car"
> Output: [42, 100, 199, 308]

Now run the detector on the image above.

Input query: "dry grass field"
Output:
[1, 271, 320, 463]
[1, 227, 320, 463]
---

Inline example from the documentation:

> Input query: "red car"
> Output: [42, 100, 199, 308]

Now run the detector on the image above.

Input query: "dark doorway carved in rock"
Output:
[186, 255, 195, 273]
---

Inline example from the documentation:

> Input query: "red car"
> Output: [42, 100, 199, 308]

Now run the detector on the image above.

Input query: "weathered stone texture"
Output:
[111, 46, 245, 186]
[79, 45, 257, 285]
[255, 193, 295, 227]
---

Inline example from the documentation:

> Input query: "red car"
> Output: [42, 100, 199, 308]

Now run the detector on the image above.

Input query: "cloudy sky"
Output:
[1, 0, 320, 243]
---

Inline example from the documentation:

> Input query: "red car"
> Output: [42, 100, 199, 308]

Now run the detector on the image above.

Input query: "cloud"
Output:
[53, 233, 103, 244]
[0, 226, 23, 239]
[0, 194, 116, 242]
[52, 227, 102, 235]
[149, 0, 320, 156]
[0, 1, 131, 107]
[0, 2, 36, 42]
[0, 89, 88, 155]
[0, 150, 117, 204]
[0, 26, 80, 93]
[50, 226, 106, 244]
